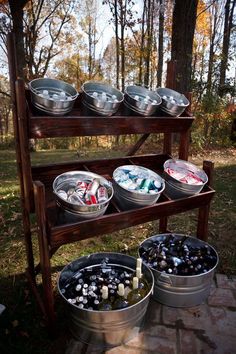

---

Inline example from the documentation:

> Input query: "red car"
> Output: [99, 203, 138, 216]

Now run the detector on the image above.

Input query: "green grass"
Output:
[0, 147, 236, 353]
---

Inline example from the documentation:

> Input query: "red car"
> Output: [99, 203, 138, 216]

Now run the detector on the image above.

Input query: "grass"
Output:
[0, 147, 236, 353]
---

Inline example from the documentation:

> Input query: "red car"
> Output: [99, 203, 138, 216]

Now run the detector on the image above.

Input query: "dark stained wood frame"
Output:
[7, 33, 215, 327]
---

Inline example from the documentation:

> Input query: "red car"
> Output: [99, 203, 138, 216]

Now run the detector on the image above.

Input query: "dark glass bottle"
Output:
[113, 283, 129, 310]
[98, 286, 112, 311]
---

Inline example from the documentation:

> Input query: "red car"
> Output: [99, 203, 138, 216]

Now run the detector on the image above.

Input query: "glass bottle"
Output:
[98, 286, 112, 311]
[127, 277, 144, 305]
[113, 283, 129, 310]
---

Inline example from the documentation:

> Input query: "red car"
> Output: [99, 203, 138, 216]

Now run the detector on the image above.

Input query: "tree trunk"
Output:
[157, 0, 164, 87]
[206, 4, 217, 95]
[218, 0, 236, 96]
[171, 0, 198, 93]
[114, 0, 120, 89]
[138, 0, 146, 85]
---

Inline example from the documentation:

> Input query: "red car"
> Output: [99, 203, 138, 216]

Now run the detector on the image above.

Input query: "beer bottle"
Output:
[113, 283, 129, 310]
[127, 277, 144, 305]
[98, 286, 112, 311]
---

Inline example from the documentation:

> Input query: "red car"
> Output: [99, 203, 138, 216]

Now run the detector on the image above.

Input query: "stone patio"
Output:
[51, 274, 236, 354]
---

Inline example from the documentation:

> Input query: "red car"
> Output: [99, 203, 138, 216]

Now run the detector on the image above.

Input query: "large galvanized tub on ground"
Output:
[139, 234, 219, 307]
[58, 252, 154, 348]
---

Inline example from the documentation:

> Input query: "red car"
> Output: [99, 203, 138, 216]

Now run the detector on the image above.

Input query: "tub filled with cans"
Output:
[58, 252, 154, 347]
[139, 233, 218, 307]
[53, 171, 113, 220]
[163, 159, 208, 199]
[113, 165, 165, 210]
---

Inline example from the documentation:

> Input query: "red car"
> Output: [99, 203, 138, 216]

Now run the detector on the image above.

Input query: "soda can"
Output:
[97, 186, 108, 203]
[68, 193, 85, 205]
[86, 178, 100, 196]
[85, 194, 98, 205]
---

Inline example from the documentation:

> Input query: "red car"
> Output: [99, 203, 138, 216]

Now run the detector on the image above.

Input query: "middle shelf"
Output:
[32, 153, 215, 248]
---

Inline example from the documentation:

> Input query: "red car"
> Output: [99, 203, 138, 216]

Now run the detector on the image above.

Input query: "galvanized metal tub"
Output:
[29, 78, 78, 116]
[124, 85, 162, 116]
[58, 252, 154, 348]
[163, 159, 208, 199]
[53, 171, 113, 220]
[156, 87, 189, 117]
[139, 234, 219, 307]
[112, 165, 165, 210]
[82, 81, 123, 116]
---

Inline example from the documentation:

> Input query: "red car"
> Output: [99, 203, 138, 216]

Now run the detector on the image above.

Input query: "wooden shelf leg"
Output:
[159, 217, 168, 233]
[33, 181, 56, 329]
[197, 160, 214, 241]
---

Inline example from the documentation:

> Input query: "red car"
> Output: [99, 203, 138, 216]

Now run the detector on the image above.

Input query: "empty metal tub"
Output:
[53, 171, 113, 220]
[156, 87, 189, 116]
[124, 85, 162, 116]
[58, 252, 154, 348]
[163, 159, 208, 199]
[113, 165, 165, 210]
[82, 81, 123, 116]
[29, 78, 78, 116]
[139, 234, 219, 307]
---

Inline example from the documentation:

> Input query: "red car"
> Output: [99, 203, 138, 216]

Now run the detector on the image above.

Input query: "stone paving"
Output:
[52, 274, 236, 354]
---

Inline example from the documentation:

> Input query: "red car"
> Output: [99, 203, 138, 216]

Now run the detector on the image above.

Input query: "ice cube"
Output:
[92, 91, 98, 98]
[112, 95, 117, 100]
[143, 98, 149, 104]
[162, 95, 167, 100]
[42, 90, 49, 96]
[134, 95, 139, 101]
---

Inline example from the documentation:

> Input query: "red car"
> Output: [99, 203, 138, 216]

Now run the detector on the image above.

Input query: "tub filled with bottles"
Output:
[53, 171, 113, 220]
[29, 78, 78, 115]
[112, 165, 165, 210]
[139, 233, 218, 307]
[124, 85, 162, 116]
[156, 87, 189, 116]
[58, 252, 154, 348]
[82, 81, 123, 116]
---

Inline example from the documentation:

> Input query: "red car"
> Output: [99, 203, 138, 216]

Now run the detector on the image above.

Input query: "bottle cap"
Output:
[133, 277, 139, 290]
[101, 285, 108, 300]
[117, 283, 125, 296]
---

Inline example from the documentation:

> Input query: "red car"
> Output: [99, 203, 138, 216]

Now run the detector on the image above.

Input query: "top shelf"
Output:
[26, 91, 195, 139]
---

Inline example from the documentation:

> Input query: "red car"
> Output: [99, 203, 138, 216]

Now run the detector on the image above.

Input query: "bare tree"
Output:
[219, 0, 236, 96]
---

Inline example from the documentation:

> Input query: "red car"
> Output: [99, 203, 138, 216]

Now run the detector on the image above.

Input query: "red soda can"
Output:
[89, 194, 98, 204]
[86, 178, 100, 196]
[97, 186, 108, 203]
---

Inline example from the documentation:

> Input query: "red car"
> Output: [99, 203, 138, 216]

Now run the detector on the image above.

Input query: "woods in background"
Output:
[0, 0, 235, 148]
